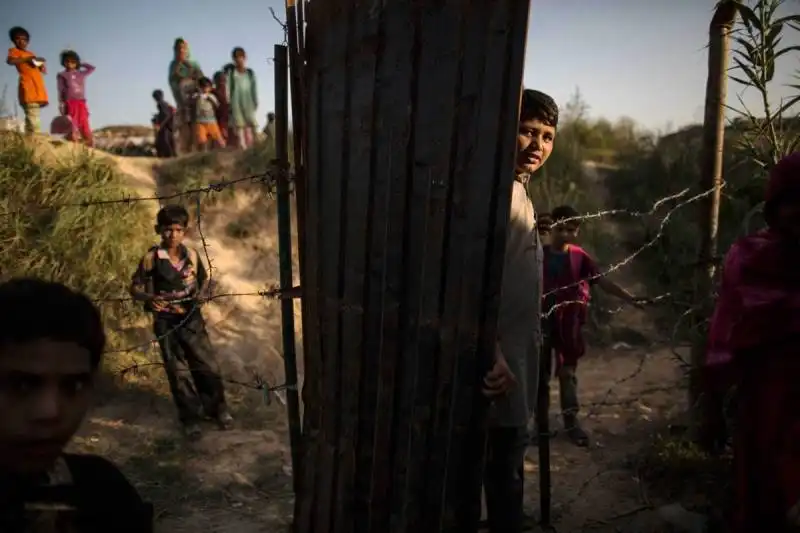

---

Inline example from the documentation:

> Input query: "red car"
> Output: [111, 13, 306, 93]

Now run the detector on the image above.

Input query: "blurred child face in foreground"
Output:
[551, 222, 579, 249]
[158, 223, 186, 249]
[0, 340, 94, 475]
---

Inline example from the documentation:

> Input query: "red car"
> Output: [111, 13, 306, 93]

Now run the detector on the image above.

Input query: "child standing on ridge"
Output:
[151, 89, 176, 158]
[57, 50, 95, 146]
[225, 47, 258, 149]
[193, 77, 225, 151]
[539, 205, 644, 447]
[212, 71, 231, 144]
[129, 205, 233, 440]
[6, 26, 48, 134]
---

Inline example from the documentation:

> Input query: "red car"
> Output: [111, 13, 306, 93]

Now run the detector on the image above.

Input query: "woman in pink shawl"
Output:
[704, 152, 800, 532]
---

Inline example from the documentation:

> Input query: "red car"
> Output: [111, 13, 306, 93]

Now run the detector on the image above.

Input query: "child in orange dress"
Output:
[6, 27, 48, 134]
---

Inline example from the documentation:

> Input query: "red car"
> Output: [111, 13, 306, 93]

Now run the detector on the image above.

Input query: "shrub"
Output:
[0, 134, 154, 358]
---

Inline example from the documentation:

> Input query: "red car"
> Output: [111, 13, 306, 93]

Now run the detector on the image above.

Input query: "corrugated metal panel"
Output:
[296, 1, 530, 531]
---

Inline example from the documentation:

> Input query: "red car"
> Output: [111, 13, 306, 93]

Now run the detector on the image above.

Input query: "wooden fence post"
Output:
[295, 1, 531, 531]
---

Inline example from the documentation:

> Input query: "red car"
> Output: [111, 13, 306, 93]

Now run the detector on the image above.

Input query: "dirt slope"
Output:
[65, 151, 684, 532]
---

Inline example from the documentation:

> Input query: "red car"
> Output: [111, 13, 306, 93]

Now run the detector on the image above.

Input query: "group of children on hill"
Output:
[155, 38, 263, 156]
[6, 26, 95, 146]
[6, 28, 267, 156]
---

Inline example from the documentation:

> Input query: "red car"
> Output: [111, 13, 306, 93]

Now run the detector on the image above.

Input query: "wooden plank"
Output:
[313, 5, 351, 532]
[388, 2, 464, 531]
[357, 3, 414, 532]
[294, 3, 323, 530]
[441, 2, 531, 530]
[334, 2, 379, 532]
[297, 1, 531, 531]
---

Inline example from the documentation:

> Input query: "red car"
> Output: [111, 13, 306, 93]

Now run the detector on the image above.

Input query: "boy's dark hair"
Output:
[0, 278, 105, 369]
[60, 49, 80, 68]
[156, 204, 190, 228]
[198, 77, 212, 89]
[537, 212, 553, 231]
[521, 89, 559, 127]
[213, 70, 224, 81]
[152, 89, 164, 100]
[231, 47, 246, 59]
[551, 205, 580, 227]
[9, 26, 29, 42]
[173, 37, 186, 51]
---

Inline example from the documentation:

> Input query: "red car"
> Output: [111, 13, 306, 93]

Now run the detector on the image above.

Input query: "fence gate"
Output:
[295, 1, 531, 531]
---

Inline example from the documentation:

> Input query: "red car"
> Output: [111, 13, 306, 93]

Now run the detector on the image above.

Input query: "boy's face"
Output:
[551, 222, 579, 248]
[516, 118, 555, 175]
[0, 340, 94, 475]
[176, 43, 188, 61]
[158, 223, 186, 248]
[65, 58, 78, 70]
[12, 33, 28, 50]
[234, 52, 246, 68]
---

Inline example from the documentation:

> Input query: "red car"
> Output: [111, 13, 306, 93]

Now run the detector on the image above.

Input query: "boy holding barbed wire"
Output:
[129, 205, 232, 440]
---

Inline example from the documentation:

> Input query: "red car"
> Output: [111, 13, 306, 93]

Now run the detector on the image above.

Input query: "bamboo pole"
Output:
[690, 0, 737, 441]
[274, 43, 303, 491]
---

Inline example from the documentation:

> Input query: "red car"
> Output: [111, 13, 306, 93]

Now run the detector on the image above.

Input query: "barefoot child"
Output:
[0, 278, 152, 531]
[193, 77, 225, 151]
[57, 50, 95, 146]
[5, 27, 48, 134]
[540, 205, 644, 447]
[212, 71, 231, 144]
[225, 47, 258, 149]
[129, 205, 233, 439]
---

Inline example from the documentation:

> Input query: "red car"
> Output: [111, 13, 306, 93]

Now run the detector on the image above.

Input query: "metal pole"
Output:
[274, 43, 302, 493]
[536, 345, 553, 528]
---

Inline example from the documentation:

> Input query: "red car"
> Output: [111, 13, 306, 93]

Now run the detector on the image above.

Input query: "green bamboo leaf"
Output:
[774, 45, 800, 62]
[729, 75, 755, 87]
[774, 14, 800, 26]
[733, 57, 762, 87]
[765, 24, 783, 48]
[734, 3, 760, 31]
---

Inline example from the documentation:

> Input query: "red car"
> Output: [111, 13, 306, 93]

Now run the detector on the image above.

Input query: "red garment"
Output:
[543, 244, 598, 368]
[705, 152, 800, 532]
[64, 99, 92, 144]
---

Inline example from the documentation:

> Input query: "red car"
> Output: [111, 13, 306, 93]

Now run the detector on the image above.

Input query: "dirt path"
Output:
[67, 154, 685, 532]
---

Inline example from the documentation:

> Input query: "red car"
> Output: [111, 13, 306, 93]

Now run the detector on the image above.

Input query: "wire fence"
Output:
[2, 132, 733, 527]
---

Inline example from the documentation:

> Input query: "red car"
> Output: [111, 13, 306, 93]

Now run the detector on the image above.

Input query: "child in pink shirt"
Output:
[57, 50, 95, 146]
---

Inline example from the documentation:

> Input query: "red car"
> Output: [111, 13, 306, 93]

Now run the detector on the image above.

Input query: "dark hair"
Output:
[551, 205, 580, 227]
[213, 70, 224, 81]
[231, 47, 246, 59]
[267, 112, 275, 121]
[537, 212, 553, 231]
[521, 89, 559, 127]
[60, 49, 80, 68]
[0, 279, 105, 369]
[198, 77, 212, 89]
[156, 204, 190, 228]
[9, 26, 29, 42]
[173, 37, 186, 51]
[152, 89, 164, 100]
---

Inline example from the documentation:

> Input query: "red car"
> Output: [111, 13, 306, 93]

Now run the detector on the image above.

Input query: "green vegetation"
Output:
[0, 133, 154, 367]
